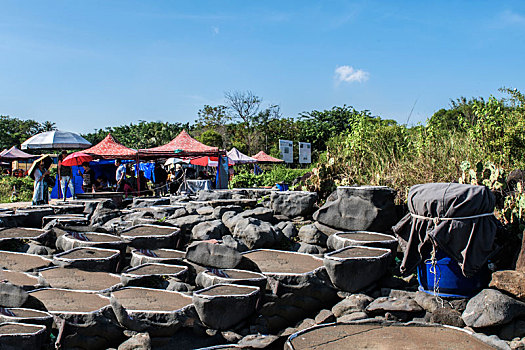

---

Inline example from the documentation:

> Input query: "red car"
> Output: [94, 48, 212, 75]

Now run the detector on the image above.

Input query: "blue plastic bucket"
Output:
[417, 249, 489, 298]
[276, 183, 289, 191]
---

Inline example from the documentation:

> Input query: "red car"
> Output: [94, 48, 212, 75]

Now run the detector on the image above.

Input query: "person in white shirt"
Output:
[115, 159, 127, 192]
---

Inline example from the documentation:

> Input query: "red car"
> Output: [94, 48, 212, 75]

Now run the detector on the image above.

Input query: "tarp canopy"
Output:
[82, 133, 137, 159]
[393, 183, 500, 277]
[21, 130, 91, 150]
[227, 147, 257, 165]
[0, 146, 36, 160]
[140, 130, 220, 157]
[252, 151, 284, 163]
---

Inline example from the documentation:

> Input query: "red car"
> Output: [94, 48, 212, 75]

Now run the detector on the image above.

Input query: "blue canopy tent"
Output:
[51, 159, 137, 199]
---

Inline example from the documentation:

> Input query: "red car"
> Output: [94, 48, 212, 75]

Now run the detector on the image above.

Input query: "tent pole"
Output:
[136, 154, 140, 197]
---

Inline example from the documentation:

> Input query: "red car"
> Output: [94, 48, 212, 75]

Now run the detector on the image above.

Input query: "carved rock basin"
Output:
[0, 322, 47, 350]
[0, 270, 39, 290]
[29, 288, 111, 315]
[53, 247, 121, 272]
[327, 231, 398, 252]
[323, 246, 391, 293]
[0, 308, 53, 334]
[110, 287, 193, 337]
[56, 231, 126, 252]
[121, 263, 189, 288]
[0, 227, 48, 243]
[192, 283, 260, 330]
[285, 322, 499, 350]
[196, 268, 267, 291]
[130, 248, 186, 267]
[242, 249, 324, 276]
[0, 251, 52, 272]
[120, 224, 181, 250]
[38, 267, 121, 292]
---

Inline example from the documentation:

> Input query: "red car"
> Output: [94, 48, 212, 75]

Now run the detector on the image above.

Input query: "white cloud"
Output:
[499, 10, 525, 26]
[334, 65, 369, 83]
[212, 26, 220, 35]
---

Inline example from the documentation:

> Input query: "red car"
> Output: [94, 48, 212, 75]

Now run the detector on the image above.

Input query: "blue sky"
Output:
[1, 1, 524, 133]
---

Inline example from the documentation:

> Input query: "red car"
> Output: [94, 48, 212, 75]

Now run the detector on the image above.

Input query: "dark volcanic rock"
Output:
[0, 282, 29, 307]
[191, 220, 226, 241]
[313, 186, 397, 233]
[270, 191, 317, 218]
[462, 288, 525, 328]
[185, 242, 243, 269]
[298, 224, 328, 246]
[276, 221, 298, 240]
[232, 218, 278, 250]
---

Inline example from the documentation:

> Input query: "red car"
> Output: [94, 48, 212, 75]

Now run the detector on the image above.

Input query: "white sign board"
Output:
[279, 139, 293, 163]
[299, 142, 311, 164]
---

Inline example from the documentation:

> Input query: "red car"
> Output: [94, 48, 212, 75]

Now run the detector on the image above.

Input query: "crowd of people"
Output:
[31, 153, 214, 205]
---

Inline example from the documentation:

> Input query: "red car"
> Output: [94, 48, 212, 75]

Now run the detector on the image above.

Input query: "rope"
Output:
[424, 245, 444, 307]
[410, 212, 494, 225]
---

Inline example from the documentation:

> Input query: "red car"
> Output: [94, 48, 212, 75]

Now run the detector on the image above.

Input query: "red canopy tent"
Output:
[190, 156, 234, 167]
[252, 151, 284, 163]
[139, 130, 221, 158]
[82, 134, 137, 159]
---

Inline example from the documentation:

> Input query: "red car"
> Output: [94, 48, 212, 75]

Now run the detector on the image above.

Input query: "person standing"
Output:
[80, 162, 96, 193]
[153, 162, 168, 196]
[58, 151, 75, 201]
[115, 159, 126, 192]
[32, 161, 49, 205]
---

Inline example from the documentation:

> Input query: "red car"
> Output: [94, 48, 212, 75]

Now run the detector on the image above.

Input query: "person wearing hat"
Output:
[32, 160, 50, 205]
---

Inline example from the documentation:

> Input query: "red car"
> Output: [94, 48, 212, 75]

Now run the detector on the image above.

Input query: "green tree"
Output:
[82, 121, 190, 149]
[198, 129, 224, 148]
[196, 105, 230, 148]
[298, 105, 376, 157]
[224, 90, 281, 154]
[0, 115, 54, 149]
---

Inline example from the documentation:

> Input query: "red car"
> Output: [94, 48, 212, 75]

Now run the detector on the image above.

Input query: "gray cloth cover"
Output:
[393, 183, 499, 277]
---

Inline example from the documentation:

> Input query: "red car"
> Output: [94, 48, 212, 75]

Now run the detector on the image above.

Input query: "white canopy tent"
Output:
[227, 147, 257, 165]
[21, 130, 92, 150]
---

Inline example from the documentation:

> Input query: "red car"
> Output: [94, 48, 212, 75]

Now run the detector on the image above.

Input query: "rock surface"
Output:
[185, 242, 243, 269]
[232, 218, 278, 249]
[490, 270, 525, 301]
[313, 186, 397, 232]
[462, 289, 525, 328]
[270, 191, 317, 218]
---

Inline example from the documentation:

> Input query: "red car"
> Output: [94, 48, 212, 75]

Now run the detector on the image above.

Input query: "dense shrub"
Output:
[0, 176, 34, 203]
[229, 166, 310, 189]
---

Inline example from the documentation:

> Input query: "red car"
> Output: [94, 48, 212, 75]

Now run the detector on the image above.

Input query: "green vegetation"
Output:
[0, 176, 34, 203]
[0, 116, 56, 149]
[304, 89, 525, 202]
[229, 166, 310, 189]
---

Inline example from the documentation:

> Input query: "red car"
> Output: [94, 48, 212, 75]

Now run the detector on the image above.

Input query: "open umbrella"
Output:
[28, 155, 53, 180]
[21, 130, 91, 150]
[61, 152, 93, 167]
[164, 157, 185, 166]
